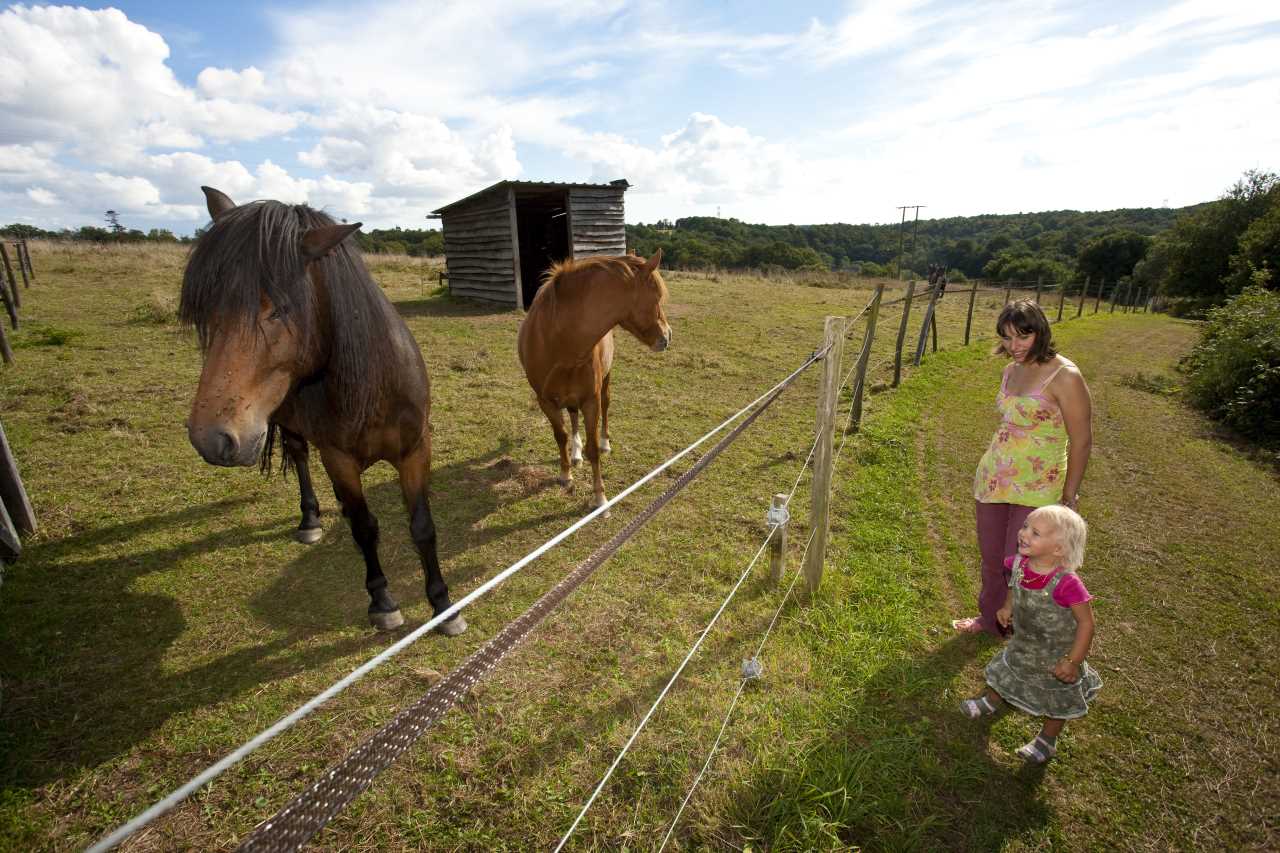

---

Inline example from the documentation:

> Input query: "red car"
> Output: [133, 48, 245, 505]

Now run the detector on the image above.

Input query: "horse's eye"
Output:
[266, 308, 283, 323]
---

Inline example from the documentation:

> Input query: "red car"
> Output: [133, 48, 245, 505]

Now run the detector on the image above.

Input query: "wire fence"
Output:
[87, 269, 1145, 852]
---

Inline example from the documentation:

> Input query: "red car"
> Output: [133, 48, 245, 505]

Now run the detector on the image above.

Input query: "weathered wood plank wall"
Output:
[569, 187, 626, 258]
[440, 188, 517, 304]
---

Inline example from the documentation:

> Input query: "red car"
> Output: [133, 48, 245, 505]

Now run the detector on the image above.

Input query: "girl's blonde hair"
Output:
[1029, 504, 1087, 571]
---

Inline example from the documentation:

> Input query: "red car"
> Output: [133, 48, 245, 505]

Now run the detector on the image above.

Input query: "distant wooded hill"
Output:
[625, 206, 1202, 282]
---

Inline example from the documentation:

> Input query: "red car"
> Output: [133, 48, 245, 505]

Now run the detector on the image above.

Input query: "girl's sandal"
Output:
[960, 695, 1000, 719]
[1016, 734, 1057, 763]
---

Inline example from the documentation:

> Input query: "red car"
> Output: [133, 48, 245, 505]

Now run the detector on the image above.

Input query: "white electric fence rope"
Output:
[86, 351, 824, 853]
[555, 532, 777, 852]
[656, 524, 817, 852]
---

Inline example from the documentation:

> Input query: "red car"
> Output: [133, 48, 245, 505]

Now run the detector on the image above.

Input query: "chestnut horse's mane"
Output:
[534, 254, 667, 315]
[178, 199, 402, 437]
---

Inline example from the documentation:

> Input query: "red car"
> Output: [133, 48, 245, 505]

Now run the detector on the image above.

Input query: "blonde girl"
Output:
[960, 505, 1102, 763]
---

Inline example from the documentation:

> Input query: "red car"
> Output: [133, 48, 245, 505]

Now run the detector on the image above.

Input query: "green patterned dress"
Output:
[985, 556, 1102, 719]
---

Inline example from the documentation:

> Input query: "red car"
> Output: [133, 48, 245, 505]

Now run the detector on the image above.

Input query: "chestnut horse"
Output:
[180, 187, 465, 635]
[517, 250, 671, 511]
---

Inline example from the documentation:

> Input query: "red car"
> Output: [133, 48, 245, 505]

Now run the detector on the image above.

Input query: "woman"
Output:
[954, 299, 1093, 637]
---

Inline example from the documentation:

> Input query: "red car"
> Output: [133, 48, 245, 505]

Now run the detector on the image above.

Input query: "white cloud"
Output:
[197, 66, 267, 100]
[26, 187, 58, 205]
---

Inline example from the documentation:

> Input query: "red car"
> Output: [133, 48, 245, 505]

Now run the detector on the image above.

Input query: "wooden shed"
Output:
[430, 179, 629, 309]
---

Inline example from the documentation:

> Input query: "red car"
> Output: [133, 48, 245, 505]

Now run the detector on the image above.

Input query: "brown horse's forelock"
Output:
[179, 200, 400, 433]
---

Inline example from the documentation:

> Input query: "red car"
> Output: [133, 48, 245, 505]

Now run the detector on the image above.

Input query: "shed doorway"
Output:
[515, 189, 571, 309]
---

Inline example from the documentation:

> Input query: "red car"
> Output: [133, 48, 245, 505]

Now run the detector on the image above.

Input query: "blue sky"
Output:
[1, 1, 1278, 235]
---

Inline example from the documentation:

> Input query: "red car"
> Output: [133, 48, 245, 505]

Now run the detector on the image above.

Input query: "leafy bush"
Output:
[1181, 286, 1280, 443]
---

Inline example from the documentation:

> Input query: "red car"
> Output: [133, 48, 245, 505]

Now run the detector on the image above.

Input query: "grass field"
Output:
[0, 241, 1275, 851]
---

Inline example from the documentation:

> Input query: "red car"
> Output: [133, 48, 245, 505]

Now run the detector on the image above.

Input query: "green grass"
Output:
[0, 242, 1276, 851]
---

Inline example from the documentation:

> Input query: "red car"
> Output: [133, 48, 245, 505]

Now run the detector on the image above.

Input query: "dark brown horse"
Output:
[180, 187, 465, 635]
[517, 250, 670, 511]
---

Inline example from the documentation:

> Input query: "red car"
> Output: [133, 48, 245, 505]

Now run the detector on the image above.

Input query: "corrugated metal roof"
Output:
[430, 178, 629, 216]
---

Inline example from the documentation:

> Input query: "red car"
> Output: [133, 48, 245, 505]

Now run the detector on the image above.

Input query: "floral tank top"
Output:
[973, 361, 1070, 506]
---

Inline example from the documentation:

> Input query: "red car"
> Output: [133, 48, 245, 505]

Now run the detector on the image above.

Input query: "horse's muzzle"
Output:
[651, 328, 671, 352]
[190, 424, 265, 467]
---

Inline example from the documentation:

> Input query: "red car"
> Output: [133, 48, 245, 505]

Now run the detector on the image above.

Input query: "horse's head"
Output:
[619, 249, 671, 352]
[182, 187, 360, 467]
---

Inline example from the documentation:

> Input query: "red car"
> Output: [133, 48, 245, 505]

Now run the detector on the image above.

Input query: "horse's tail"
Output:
[258, 423, 296, 479]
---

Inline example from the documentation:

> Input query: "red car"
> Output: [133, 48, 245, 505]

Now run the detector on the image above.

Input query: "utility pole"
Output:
[896, 204, 925, 280]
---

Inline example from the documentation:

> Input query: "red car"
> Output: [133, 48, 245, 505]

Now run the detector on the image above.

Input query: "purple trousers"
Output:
[974, 501, 1035, 637]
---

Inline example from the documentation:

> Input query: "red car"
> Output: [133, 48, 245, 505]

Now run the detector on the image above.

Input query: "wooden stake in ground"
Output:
[0, 419, 35, 536]
[1003, 283, 1012, 306]
[1056, 284, 1066, 322]
[892, 281, 916, 388]
[1077, 275, 1089, 318]
[20, 240, 34, 282]
[804, 316, 843, 595]
[0, 307, 11, 365]
[913, 278, 942, 366]
[0, 244, 20, 320]
[963, 280, 978, 345]
[1095, 278, 1104, 314]
[11, 244, 29, 291]
[847, 283, 884, 433]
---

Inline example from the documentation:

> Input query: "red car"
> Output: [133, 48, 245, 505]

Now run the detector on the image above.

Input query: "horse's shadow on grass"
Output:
[732, 634, 1052, 851]
[0, 440, 581, 790]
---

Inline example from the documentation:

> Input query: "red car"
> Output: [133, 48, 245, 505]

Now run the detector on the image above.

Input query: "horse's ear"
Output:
[301, 223, 362, 262]
[642, 248, 663, 276]
[202, 186, 237, 220]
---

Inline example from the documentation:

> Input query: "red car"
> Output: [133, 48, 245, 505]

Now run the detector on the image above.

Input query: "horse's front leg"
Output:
[396, 443, 466, 637]
[568, 407, 584, 467]
[536, 396, 573, 489]
[599, 371, 612, 455]
[580, 394, 607, 514]
[319, 448, 402, 631]
[281, 428, 323, 544]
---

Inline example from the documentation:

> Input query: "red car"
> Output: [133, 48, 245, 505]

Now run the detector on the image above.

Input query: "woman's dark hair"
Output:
[992, 299, 1057, 362]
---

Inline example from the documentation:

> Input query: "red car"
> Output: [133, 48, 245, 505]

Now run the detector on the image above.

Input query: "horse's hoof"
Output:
[435, 614, 468, 637]
[294, 526, 323, 544]
[600, 440, 612, 455]
[369, 609, 405, 631]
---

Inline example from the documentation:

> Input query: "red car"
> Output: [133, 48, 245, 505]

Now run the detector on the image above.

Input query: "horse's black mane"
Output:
[179, 200, 402, 438]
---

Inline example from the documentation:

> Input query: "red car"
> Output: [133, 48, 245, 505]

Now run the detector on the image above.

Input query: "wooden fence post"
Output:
[1003, 282, 1012, 306]
[804, 316, 843, 595]
[913, 278, 943, 366]
[0, 251, 17, 330]
[1109, 280, 1119, 314]
[768, 493, 788, 584]
[1095, 278, 1104, 314]
[0, 309, 12, 365]
[963, 280, 978, 345]
[20, 240, 34, 282]
[847, 284, 883, 434]
[0, 244, 21, 316]
[11, 244, 30, 291]
[892, 281, 916, 388]
[1056, 284, 1066, 322]
[1034, 276, 1042, 304]
[1076, 275, 1088, 318]
[0, 420, 35, 536]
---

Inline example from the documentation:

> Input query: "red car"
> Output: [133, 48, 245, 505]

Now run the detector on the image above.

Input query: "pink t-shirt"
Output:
[1003, 555, 1092, 608]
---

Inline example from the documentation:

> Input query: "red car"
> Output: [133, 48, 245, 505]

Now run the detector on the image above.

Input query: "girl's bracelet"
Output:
[1059, 655, 1080, 666]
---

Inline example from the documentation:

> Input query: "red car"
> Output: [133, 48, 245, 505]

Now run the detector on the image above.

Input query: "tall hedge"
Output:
[1181, 286, 1280, 444]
